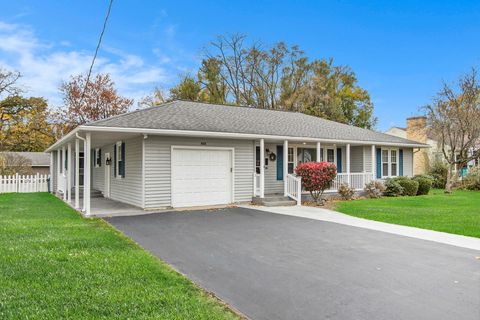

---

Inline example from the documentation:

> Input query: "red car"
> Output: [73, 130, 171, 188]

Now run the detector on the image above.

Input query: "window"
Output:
[297, 148, 316, 164]
[288, 147, 294, 174]
[390, 150, 397, 176]
[255, 146, 260, 174]
[382, 148, 399, 177]
[320, 148, 324, 161]
[116, 142, 124, 178]
[94, 148, 101, 168]
[327, 149, 335, 163]
[382, 150, 389, 176]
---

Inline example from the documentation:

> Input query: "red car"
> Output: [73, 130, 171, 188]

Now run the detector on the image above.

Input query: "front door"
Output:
[104, 152, 111, 198]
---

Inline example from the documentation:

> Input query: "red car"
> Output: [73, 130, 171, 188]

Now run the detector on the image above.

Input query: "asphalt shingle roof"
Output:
[86, 100, 425, 146]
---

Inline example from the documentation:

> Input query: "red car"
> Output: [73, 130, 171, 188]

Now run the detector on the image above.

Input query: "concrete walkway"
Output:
[241, 204, 480, 251]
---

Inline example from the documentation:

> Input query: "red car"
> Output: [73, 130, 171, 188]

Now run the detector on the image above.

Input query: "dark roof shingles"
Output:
[87, 100, 424, 145]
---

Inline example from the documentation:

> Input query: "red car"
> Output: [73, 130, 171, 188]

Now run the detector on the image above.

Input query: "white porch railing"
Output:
[286, 174, 302, 205]
[329, 172, 375, 191]
[0, 174, 50, 193]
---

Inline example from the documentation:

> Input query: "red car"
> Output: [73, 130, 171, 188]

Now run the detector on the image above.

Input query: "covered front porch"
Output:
[253, 139, 378, 205]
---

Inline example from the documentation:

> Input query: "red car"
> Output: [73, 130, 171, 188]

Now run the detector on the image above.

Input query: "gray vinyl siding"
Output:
[403, 148, 413, 177]
[144, 136, 254, 209]
[92, 150, 105, 193]
[364, 146, 373, 173]
[90, 137, 143, 207]
[350, 146, 364, 173]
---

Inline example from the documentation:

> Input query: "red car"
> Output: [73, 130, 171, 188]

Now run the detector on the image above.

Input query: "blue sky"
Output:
[1, 1, 479, 131]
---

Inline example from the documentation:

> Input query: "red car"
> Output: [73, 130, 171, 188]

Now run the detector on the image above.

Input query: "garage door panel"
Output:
[172, 148, 233, 207]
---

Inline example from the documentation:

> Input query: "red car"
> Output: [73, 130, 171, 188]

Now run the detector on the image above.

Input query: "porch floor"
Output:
[67, 194, 148, 217]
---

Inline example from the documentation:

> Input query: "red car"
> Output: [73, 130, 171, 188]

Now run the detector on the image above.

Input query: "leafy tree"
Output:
[0, 68, 54, 151]
[295, 161, 337, 205]
[169, 34, 377, 128]
[425, 68, 480, 192]
[57, 73, 133, 134]
[0, 96, 54, 151]
[169, 75, 202, 101]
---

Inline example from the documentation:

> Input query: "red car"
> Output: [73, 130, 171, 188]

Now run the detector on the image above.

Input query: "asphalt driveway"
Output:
[106, 207, 480, 320]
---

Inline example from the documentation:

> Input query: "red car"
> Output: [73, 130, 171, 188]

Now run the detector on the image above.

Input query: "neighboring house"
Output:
[0, 152, 51, 175]
[46, 100, 427, 216]
[386, 116, 479, 176]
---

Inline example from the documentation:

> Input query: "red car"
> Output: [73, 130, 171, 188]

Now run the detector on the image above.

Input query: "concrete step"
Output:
[263, 200, 297, 207]
[253, 195, 297, 207]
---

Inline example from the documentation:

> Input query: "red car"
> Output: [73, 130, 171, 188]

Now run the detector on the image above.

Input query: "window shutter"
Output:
[121, 142, 126, 177]
[376, 148, 382, 179]
[114, 144, 117, 177]
[336, 148, 342, 173]
[91, 149, 95, 169]
[399, 149, 403, 176]
[276, 145, 283, 181]
[98, 149, 102, 167]
[65, 151, 68, 170]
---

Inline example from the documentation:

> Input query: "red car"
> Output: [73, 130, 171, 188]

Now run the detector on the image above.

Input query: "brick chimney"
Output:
[406, 116, 427, 144]
[406, 116, 429, 175]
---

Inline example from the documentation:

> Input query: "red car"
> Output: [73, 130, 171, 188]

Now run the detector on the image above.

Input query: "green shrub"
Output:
[384, 179, 404, 197]
[392, 176, 419, 196]
[413, 175, 433, 195]
[364, 180, 385, 198]
[428, 160, 448, 189]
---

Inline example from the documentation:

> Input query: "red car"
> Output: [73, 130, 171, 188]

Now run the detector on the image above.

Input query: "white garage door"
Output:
[171, 147, 233, 207]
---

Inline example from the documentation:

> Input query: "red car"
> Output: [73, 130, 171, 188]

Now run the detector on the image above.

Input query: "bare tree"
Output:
[137, 87, 167, 109]
[0, 68, 21, 98]
[426, 68, 480, 192]
[0, 153, 33, 175]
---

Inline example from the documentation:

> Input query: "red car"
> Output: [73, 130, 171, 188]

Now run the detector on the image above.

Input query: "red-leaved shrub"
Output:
[295, 162, 337, 205]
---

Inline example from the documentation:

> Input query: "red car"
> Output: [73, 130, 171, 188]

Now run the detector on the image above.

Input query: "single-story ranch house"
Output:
[46, 100, 428, 216]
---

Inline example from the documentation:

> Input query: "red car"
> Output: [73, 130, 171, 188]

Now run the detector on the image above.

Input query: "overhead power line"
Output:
[78, 0, 114, 105]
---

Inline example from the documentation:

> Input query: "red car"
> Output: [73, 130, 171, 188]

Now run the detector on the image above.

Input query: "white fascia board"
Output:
[79, 125, 430, 148]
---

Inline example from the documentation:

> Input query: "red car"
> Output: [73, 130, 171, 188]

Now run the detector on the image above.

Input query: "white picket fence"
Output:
[0, 174, 50, 193]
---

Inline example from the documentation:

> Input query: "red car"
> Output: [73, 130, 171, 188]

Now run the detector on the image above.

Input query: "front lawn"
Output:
[335, 189, 480, 238]
[0, 193, 239, 319]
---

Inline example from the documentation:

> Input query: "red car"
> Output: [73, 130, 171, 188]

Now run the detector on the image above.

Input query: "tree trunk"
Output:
[445, 163, 454, 193]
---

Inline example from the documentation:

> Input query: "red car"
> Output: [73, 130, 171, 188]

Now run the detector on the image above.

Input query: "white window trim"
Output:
[116, 141, 124, 179]
[381, 148, 399, 178]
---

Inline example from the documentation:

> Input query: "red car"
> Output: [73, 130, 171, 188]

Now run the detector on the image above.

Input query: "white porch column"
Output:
[283, 140, 288, 196]
[371, 145, 376, 178]
[84, 133, 91, 216]
[346, 144, 351, 174]
[49, 152, 54, 193]
[56, 148, 61, 194]
[75, 139, 80, 209]
[67, 143, 72, 203]
[316, 142, 321, 162]
[62, 146, 66, 200]
[259, 138, 265, 198]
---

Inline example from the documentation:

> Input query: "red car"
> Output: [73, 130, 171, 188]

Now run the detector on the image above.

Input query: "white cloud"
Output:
[0, 21, 172, 107]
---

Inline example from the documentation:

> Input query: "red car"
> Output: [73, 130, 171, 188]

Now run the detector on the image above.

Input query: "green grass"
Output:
[335, 189, 480, 238]
[0, 193, 239, 319]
